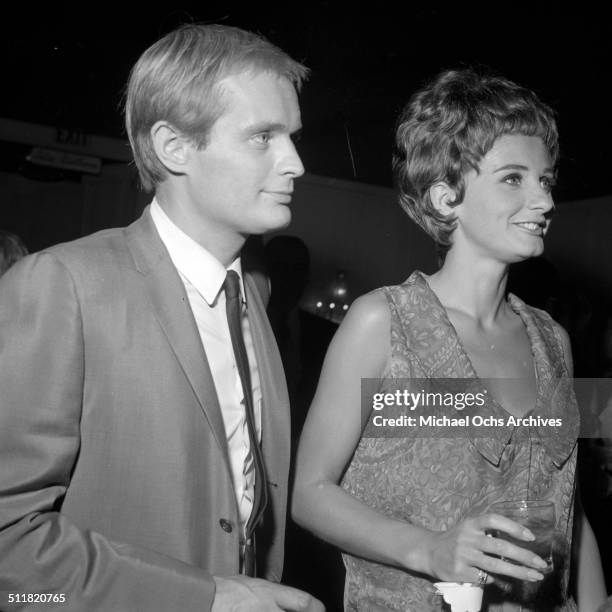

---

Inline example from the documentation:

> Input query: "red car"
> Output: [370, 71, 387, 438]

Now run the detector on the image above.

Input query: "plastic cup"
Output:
[434, 582, 484, 612]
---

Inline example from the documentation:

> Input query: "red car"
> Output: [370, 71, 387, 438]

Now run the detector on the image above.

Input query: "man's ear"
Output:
[150, 121, 190, 175]
[429, 182, 458, 217]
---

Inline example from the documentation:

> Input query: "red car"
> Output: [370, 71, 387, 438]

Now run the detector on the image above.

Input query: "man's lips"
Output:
[262, 190, 293, 203]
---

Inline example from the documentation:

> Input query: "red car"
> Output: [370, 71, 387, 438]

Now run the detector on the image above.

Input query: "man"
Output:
[0, 24, 322, 611]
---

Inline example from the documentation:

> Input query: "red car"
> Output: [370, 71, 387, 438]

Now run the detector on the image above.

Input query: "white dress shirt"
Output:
[150, 200, 262, 542]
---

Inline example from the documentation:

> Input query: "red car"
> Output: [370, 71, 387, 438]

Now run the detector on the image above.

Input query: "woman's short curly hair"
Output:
[393, 68, 558, 254]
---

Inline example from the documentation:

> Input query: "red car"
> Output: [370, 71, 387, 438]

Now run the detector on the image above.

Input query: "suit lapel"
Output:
[125, 208, 232, 472]
[244, 275, 290, 481]
[245, 274, 290, 577]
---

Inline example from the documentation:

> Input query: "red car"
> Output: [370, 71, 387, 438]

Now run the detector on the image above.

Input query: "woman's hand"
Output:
[421, 514, 549, 584]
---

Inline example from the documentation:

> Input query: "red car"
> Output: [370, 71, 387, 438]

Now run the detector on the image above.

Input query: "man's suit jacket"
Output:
[0, 208, 291, 611]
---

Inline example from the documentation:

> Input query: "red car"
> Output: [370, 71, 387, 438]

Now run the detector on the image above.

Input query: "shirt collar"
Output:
[149, 199, 247, 306]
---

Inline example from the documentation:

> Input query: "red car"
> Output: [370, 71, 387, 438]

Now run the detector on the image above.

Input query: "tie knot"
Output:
[224, 270, 242, 302]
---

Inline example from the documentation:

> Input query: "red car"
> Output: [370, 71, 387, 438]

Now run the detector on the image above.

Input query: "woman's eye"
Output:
[503, 173, 522, 186]
[541, 176, 556, 192]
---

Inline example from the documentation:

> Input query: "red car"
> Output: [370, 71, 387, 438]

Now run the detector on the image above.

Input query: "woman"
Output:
[292, 69, 606, 611]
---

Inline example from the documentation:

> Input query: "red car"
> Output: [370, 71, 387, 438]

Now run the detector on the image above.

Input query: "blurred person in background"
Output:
[0, 230, 28, 277]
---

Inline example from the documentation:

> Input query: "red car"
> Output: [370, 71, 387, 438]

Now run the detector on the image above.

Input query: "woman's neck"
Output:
[426, 249, 511, 329]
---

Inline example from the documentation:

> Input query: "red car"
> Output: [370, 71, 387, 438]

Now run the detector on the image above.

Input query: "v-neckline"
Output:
[414, 271, 541, 418]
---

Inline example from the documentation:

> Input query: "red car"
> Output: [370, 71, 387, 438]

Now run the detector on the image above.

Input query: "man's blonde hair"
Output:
[125, 24, 308, 191]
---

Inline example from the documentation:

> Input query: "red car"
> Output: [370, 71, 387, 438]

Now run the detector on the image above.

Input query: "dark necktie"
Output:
[224, 270, 268, 575]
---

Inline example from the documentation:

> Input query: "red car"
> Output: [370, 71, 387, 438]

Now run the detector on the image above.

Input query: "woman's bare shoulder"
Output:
[345, 289, 390, 329]
[323, 290, 391, 378]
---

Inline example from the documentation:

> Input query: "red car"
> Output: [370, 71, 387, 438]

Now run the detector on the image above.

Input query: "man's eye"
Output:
[253, 132, 270, 144]
[503, 173, 522, 186]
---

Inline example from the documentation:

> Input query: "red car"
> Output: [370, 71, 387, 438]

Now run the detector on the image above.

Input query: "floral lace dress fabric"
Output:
[341, 272, 580, 611]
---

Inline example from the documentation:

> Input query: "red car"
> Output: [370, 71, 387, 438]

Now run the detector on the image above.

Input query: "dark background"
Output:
[2, 3, 611, 202]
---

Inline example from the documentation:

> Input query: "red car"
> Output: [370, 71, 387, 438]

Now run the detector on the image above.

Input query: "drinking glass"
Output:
[489, 500, 557, 607]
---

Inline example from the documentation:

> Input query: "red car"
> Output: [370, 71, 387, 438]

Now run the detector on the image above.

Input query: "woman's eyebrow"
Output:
[493, 163, 555, 174]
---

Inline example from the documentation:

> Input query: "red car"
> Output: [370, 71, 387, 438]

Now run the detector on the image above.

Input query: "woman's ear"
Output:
[429, 182, 458, 217]
[150, 121, 190, 175]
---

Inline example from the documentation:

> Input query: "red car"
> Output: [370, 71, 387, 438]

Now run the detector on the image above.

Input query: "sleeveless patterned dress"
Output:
[341, 272, 580, 611]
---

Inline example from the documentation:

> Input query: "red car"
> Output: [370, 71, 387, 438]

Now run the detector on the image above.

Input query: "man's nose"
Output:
[278, 138, 305, 178]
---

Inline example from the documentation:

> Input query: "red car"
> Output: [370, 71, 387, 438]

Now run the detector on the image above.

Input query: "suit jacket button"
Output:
[219, 519, 233, 533]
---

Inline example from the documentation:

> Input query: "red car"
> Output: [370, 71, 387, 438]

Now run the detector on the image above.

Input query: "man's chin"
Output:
[268, 209, 292, 232]
[247, 214, 292, 237]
